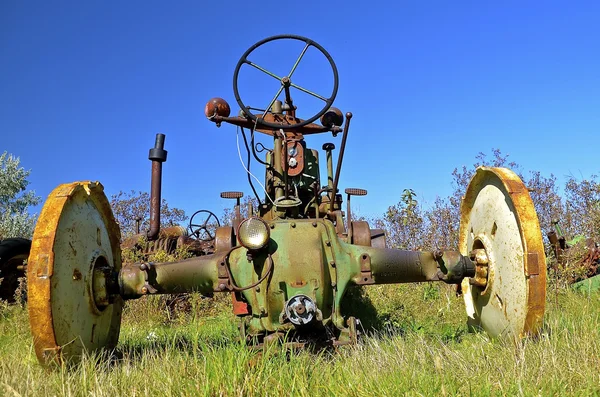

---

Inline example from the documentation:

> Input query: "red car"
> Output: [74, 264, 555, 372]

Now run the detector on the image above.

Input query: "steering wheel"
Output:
[188, 210, 221, 242]
[233, 34, 339, 130]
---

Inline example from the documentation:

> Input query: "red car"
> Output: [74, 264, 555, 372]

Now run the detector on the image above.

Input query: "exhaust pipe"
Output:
[147, 133, 167, 241]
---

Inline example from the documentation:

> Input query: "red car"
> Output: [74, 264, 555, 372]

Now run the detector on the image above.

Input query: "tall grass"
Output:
[1, 285, 599, 396]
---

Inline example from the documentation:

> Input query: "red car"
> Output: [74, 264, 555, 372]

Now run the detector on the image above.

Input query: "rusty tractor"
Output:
[26, 35, 547, 365]
[547, 219, 600, 292]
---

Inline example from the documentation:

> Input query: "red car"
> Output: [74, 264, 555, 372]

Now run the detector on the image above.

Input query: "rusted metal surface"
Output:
[350, 221, 371, 247]
[547, 222, 600, 284]
[147, 134, 167, 241]
[204, 97, 231, 121]
[27, 181, 123, 365]
[281, 140, 304, 177]
[345, 188, 367, 242]
[469, 248, 489, 288]
[210, 113, 340, 136]
[580, 239, 600, 278]
[320, 107, 343, 128]
[459, 167, 547, 338]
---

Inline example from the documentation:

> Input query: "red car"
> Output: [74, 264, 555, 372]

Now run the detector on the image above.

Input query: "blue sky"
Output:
[1, 1, 599, 223]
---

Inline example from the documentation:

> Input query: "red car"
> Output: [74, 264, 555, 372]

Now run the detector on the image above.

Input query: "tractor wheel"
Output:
[0, 238, 31, 303]
[459, 167, 546, 340]
[28, 181, 123, 365]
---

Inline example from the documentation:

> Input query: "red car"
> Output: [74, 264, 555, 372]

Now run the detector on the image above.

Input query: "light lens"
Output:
[238, 217, 270, 250]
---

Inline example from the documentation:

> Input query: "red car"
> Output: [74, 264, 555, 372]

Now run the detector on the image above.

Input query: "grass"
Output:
[1, 285, 599, 396]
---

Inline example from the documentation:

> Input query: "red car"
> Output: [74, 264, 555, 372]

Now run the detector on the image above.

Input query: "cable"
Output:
[249, 128, 269, 166]
[236, 126, 275, 205]
[239, 126, 262, 203]
[224, 249, 274, 292]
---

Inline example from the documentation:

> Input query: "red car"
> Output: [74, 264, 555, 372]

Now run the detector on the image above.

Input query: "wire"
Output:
[249, 128, 269, 166]
[239, 127, 262, 203]
[236, 126, 275, 205]
[224, 249, 274, 292]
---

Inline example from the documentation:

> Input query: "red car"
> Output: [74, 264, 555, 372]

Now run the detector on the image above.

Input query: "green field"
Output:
[1, 285, 599, 396]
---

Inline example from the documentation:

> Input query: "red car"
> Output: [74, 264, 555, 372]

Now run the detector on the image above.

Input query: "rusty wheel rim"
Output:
[459, 167, 546, 339]
[28, 181, 123, 365]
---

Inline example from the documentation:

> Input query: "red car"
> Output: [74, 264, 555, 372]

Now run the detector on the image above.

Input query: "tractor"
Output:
[26, 35, 547, 365]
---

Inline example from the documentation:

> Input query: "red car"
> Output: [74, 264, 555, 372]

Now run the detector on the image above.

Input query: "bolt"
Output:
[470, 248, 489, 266]
[312, 222, 317, 227]
[325, 240, 331, 246]
[255, 286, 260, 292]
[218, 283, 227, 291]
[270, 224, 275, 229]
[291, 222, 296, 228]
[330, 260, 336, 268]
[141, 287, 148, 294]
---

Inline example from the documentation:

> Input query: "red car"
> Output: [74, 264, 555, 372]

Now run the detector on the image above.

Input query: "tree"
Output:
[0, 152, 41, 239]
[376, 149, 564, 251]
[378, 188, 425, 250]
[110, 190, 188, 239]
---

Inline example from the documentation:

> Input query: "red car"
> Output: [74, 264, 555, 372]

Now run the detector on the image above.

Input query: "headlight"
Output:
[237, 217, 270, 250]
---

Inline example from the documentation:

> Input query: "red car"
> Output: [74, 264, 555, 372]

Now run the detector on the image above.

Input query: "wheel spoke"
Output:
[287, 43, 310, 79]
[261, 85, 285, 119]
[245, 60, 283, 82]
[290, 82, 327, 101]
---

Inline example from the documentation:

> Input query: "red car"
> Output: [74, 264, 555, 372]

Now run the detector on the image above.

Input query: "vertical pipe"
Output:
[234, 198, 241, 231]
[326, 148, 334, 190]
[273, 134, 284, 200]
[147, 133, 168, 241]
[346, 193, 352, 242]
[330, 113, 352, 213]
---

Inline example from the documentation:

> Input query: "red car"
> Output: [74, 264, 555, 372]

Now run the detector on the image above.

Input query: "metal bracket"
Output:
[139, 263, 158, 294]
[356, 253, 375, 285]
[217, 259, 231, 291]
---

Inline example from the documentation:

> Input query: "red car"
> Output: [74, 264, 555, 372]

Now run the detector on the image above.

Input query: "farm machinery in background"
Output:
[547, 220, 600, 292]
[25, 34, 547, 366]
[0, 211, 221, 304]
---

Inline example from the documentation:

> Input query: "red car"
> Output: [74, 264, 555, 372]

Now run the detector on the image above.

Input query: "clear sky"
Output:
[1, 1, 599, 223]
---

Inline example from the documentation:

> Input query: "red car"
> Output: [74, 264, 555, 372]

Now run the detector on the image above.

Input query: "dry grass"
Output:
[1, 284, 599, 396]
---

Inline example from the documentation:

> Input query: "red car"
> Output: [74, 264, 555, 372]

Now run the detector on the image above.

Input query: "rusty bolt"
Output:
[141, 287, 148, 294]
[218, 283, 227, 291]
[469, 248, 489, 289]
[470, 248, 489, 266]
